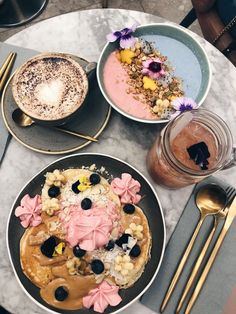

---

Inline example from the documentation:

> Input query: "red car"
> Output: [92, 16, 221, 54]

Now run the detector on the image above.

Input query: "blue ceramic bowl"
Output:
[97, 23, 212, 124]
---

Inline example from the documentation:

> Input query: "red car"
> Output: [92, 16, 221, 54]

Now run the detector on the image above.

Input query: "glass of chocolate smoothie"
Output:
[147, 109, 235, 189]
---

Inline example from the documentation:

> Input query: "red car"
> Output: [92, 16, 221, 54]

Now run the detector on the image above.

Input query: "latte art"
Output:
[12, 54, 88, 121]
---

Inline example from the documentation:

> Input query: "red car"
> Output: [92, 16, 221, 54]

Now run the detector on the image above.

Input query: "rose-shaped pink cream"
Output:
[65, 213, 113, 250]
[15, 194, 42, 228]
[83, 281, 122, 313]
[111, 173, 141, 204]
[60, 200, 119, 250]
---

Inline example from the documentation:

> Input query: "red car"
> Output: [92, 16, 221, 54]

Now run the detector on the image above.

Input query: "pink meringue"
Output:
[111, 173, 141, 204]
[64, 212, 113, 250]
[60, 200, 120, 250]
[83, 281, 122, 313]
[15, 194, 42, 228]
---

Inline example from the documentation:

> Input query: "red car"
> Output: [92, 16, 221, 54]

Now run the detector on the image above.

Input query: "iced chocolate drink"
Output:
[147, 110, 233, 189]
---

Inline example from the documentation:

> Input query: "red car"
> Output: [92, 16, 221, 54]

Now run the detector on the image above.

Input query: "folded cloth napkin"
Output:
[141, 176, 236, 314]
[0, 42, 38, 166]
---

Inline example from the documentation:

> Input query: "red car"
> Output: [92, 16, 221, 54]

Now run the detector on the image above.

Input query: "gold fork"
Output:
[176, 186, 236, 313]
[185, 190, 236, 314]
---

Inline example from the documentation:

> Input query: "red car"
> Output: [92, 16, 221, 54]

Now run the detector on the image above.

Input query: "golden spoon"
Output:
[12, 108, 98, 142]
[160, 184, 227, 312]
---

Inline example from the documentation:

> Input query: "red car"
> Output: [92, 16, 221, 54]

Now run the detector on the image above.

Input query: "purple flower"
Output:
[141, 58, 166, 79]
[171, 97, 198, 119]
[106, 24, 138, 49]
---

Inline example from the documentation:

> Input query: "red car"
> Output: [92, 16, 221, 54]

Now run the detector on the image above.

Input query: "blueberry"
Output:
[115, 233, 131, 247]
[123, 203, 135, 214]
[48, 186, 60, 198]
[40, 236, 57, 258]
[91, 259, 104, 274]
[81, 198, 92, 210]
[130, 244, 141, 257]
[73, 245, 86, 258]
[89, 173, 101, 185]
[105, 240, 115, 251]
[72, 180, 80, 194]
[55, 286, 68, 301]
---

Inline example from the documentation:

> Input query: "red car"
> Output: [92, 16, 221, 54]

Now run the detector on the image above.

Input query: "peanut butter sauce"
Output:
[40, 264, 97, 310]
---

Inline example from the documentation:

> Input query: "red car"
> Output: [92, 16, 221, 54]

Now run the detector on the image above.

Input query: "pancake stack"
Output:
[18, 168, 152, 311]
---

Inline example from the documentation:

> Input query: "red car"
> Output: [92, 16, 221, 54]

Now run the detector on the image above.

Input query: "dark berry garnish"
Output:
[55, 286, 68, 301]
[123, 203, 135, 214]
[91, 259, 104, 274]
[115, 233, 131, 247]
[72, 180, 80, 194]
[130, 244, 141, 257]
[89, 173, 101, 185]
[187, 142, 210, 170]
[40, 236, 57, 258]
[148, 61, 162, 73]
[105, 240, 115, 251]
[73, 245, 86, 258]
[48, 186, 60, 198]
[81, 198, 92, 210]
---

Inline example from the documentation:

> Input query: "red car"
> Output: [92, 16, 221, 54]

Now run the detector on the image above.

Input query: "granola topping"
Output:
[114, 38, 184, 119]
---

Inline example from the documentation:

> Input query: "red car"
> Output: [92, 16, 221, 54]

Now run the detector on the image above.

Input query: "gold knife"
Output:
[185, 195, 236, 314]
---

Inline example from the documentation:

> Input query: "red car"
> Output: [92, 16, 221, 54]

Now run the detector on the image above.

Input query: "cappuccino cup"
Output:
[12, 53, 94, 126]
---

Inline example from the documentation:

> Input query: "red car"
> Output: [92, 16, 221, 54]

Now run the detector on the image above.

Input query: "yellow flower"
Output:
[53, 242, 65, 256]
[118, 49, 135, 64]
[142, 76, 157, 91]
[77, 176, 91, 192]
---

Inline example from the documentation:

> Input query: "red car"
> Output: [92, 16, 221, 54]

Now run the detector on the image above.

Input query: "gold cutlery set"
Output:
[0, 53, 97, 142]
[160, 184, 236, 313]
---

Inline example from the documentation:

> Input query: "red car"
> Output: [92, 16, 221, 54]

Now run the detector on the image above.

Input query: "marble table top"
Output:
[1, 8, 236, 314]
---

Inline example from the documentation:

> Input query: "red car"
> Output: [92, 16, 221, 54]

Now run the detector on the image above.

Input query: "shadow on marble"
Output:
[0, 0, 202, 41]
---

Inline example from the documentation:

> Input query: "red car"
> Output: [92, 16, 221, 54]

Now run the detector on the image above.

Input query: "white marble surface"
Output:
[1, 8, 236, 314]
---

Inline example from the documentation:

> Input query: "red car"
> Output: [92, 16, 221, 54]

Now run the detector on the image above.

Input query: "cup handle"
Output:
[222, 145, 236, 170]
[84, 62, 97, 75]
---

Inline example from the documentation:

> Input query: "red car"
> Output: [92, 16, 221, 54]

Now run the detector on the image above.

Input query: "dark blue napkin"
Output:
[141, 176, 236, 314]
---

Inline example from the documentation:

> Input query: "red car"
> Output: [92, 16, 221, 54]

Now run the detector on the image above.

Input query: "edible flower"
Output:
[83, 281, 122, 313]
[111, 173, 141, 204]
[118, 49, 135, 64]
[106, 24, 138, 49]
[15, 194, 42, 228]
[142, 58, 166, 79]
[143, 76, 157, 91]
[52, 242, 65, 256]
[77, 176, 91, 192]
[171, 96, 198, 119]
[187, 142, 210, 170]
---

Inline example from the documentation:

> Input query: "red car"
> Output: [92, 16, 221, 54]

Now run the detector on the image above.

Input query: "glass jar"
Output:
[147, 109, 235, 189]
